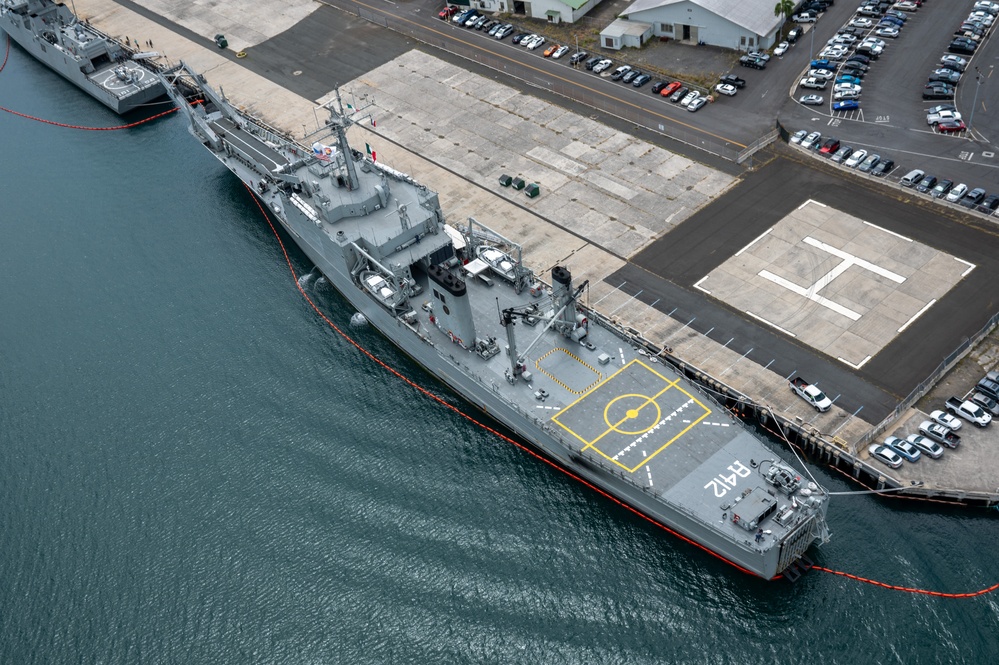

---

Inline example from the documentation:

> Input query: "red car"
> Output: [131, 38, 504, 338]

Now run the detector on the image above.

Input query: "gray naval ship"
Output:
[159, 63, 831, 580]
[0, 0, 164, 113]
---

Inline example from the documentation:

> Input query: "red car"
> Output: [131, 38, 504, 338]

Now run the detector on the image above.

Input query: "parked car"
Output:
[833, 90, 861, 101]
[668, 85, 689, 102]
[845, 149, 868, 167]
[915, 175, 938, 193]
[831, 145, 854, 163]
[832, 99, 860, 111]
[801, 94, 825, 105]
[976, 194, 999, 214]
[949, 39, 977, 55]
[790, 129, 808, 144]
[884, 436, 921, 463]
[621, 69, 641, 83]
[927, 109, 962, 125]
[569, 50, 589, 63]
[900, 169, 925, 187]
[511, 31, 532, 44]
[543, 43, 560, 57]
[923, 84, 955, 100]
[960, 187, 987, 208]
[810, 59, 837, 71]
[583, 56, 602, 69]
[651, 80, 670, 94]
[526, 35, 546, 50]
[687, 96, 708, 112]
[439, 5, 459, 20]
[836, 75, 862, 85]
[661, 81, 683, 97]
[930, 179, 955, 199]
[819, 138, 841, 155]
[679, 90, 699, 107]
[719, 74, 747, 88]
[632, 73, 652, 87]
[852, 17, 875, 28]
[868, 444, 903, 469]
[610, 65, 632, 81]
[930, 410, 962, 431]
[938, 120, 967, 134]
[875, 26, 900, 38]
[774, 41, 789, 56]
[977, 376, 999, 401]
[905, 434, 944, 459]
[715, 83, 738, 96]
[809, 69, 835, 81]
[793, 12, 818, 23]
[592, 59, 614, 73]
[550, 45, 570, 59]
[972, 392, 999, 416]
[929, 70, 962, 86]
[858, 153, 881, 173]
[871, 158, 895, 177]
[801, 131, 823, 149]
[801, 78, 828, 90]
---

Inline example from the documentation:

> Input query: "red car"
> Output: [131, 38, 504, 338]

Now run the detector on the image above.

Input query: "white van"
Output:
[900, 169, 925, 188]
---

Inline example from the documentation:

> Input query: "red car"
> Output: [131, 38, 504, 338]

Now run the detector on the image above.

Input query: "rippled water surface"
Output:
[2, 46, 999, 664]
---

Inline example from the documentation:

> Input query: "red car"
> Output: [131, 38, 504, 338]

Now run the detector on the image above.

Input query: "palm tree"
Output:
[774, 0, 795, 22]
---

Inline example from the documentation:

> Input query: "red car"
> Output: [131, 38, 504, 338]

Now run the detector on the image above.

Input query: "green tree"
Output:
[774, 0, 795, 22]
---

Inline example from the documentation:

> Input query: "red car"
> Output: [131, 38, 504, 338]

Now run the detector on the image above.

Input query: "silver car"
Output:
[905, 434, 944, 459]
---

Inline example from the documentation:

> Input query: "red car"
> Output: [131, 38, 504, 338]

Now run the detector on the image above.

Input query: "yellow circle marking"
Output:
[604, 393, 661, 436]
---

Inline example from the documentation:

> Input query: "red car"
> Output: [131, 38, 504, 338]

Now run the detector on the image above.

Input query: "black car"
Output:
[651, 80, 669, 94]
[923, 84, 955, 100]
[929, 179, 954, 198]
[569, 51, 589, 64]
[846, 54, 871, 65]
[669, 86, 689, 103]
[840, 68, 866, 80]
[949, 40, 977, 55]
[978, 377, 999, 402]
[915, 175, 938, 193]
[621, 69, 640, 83]
[977, 194, 999, 214]
[871, 159, 895, 177]
[583, 56, 602, 69]
[787, 27, 802, 42]
[512, 32, 530, 44]
[720, 74, 746, 88]
[960, 188, 987, 208]
[739, 55, 766, 69]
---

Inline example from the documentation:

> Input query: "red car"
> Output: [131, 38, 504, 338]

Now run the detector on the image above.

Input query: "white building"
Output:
[620, 0, 783, 51]
[475, 0, 599, 24]
[599, 18, 654, 50]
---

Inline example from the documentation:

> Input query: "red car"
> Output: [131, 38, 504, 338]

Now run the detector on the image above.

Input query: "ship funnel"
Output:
[552, 267, 575, 332]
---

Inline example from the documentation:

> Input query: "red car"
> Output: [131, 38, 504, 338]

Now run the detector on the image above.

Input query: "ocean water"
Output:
[2, 43, 999, 664]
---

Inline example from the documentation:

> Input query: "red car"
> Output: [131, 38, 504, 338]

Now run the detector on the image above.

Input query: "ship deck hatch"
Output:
[552, 359, 711, 473]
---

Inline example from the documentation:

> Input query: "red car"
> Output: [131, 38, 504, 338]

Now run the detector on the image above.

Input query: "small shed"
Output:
[599, 18, 653, 50]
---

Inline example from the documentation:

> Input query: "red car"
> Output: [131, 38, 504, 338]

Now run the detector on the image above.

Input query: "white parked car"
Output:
[592, 59, 613, 73]
[834, 82, 862, 94]
[927, 109, 962, 125]
[679, 90, 699, 107]
[790, 129, 808, 144]
[833, 89, 861, 101]
[844, 149, 868, 168]
[945, 183, 968, 202]
[551, 45, 569, 58]
[893, 1, 918, 11]
[714, 83, 737, 96]
[793, 12, 817, 23]
[875, 27, 900, 38]
[851, 17, 874, 28]
[930, 409, 962, 431]
[774, 41, 789, 56]
[868, 444, 903, 469]
[526, 35, 546, 50]
[809, 69, 834, 80]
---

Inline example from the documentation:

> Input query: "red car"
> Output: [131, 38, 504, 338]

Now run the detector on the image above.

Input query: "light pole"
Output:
[968, 66, 983, 132]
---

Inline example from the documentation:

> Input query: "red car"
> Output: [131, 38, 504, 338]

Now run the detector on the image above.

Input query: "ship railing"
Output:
[420, 330, 768, 555]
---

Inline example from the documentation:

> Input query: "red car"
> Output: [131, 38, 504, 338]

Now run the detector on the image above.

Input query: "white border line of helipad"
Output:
[863, 220, 913, 242]
[798, 199, 826, 210]
[745, 310, 796, 337]
[735, 227, 773, 256]
[898, 298, 937, 333]
[956, 257, 976, 277]
[693, 276, 711, 294]
[838, 354, 873, 370]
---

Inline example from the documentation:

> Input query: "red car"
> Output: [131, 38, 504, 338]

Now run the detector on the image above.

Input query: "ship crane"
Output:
[500, 279, 588, 384]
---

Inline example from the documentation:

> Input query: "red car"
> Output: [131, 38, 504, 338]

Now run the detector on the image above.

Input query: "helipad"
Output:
[693, 200, 974, 369]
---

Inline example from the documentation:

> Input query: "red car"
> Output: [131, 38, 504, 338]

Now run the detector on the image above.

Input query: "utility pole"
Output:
[968, 66, 983, 132]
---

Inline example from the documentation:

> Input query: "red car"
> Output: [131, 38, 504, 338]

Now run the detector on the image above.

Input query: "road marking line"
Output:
[897, 299, 936, 333]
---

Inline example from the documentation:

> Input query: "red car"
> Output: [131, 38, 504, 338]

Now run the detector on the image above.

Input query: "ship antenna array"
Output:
[304, 87, 374, 192]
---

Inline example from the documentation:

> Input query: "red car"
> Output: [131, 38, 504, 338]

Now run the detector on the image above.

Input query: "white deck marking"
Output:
[745, 311, 797, 337]
[838, 354, 872, 370]
[735, 227, 773, 256]
[897, 299, 937, 333]
[797, 198, 826, 210]
[955, 257, 976, 277]
[803, 237, 906, 283]
[759, 269, 862, 320]
[693, 276, 711, 294]
[863, 220, 912, 242]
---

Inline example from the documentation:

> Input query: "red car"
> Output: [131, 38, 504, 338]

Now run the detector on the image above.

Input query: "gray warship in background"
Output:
[158, 63, 831, 580]
[0, 0, 164, 113]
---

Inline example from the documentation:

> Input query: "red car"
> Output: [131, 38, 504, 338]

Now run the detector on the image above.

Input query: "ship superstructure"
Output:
[158, 63, 831, 579]
[0, 0, 164, 113]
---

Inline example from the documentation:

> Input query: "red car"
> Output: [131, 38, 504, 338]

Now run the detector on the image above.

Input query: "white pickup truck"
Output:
[945, 397, 992, 427]
[790, 377, 832, 412]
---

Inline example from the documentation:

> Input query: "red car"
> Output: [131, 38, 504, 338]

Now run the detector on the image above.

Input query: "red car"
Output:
[439, 4, 458, 19]
[660, 81, 682, 97]
[938, 120, 967, 134]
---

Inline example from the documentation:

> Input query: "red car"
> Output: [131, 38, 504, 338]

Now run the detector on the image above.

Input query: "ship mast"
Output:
[306, 87, 372, 192]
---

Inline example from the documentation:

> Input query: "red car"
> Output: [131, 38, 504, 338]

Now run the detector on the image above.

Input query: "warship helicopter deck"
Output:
[158, 63, 831, 580]
[0, 0, 164, 113]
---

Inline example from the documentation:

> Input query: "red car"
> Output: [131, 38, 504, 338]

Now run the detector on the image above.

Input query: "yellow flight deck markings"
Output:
[535, 347, 602, 395]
